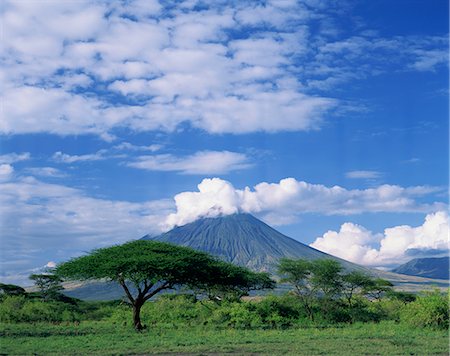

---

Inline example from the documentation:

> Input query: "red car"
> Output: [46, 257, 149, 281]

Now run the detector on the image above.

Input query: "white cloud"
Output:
[0, 174, 174, 285]
[127, 151, 251, 175]
[410, 49, 448, 71]
[113, 142, 163, 152]
[52, 150, 108, 163]
[25, 167, 67, 178]
[164, 177, 444, 229]
[0, 164, 14, 181]
[346, 170, 383, 179]
[310, 211, 449, 268]
[45, 261, 56, 269]
[0, 152, 30, 164]
[1, 1, 444, 138]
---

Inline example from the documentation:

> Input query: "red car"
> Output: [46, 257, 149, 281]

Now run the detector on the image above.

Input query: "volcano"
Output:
[142, 213, 365, 274]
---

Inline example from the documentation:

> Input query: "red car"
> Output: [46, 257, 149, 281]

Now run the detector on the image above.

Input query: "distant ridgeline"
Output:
[391, 257, 449, 280]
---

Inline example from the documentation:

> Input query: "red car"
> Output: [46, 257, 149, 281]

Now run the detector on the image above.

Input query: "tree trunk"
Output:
[132, 302, 144, 331]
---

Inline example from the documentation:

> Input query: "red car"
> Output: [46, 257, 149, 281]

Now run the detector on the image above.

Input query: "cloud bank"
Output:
[310, 211, 449, 268]
[164, 177, 444, 229]
[1, 1, 446, 138]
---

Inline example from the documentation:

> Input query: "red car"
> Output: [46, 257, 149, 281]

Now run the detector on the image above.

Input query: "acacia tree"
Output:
[29, 274, 63, 301]
[363, 278, 394, 301]
[278, 258, 315, 320]
[309, 259, 344, 299]
[56, 240, 274, 330]
[342, 271, 374, 306]
[195, 260, 275, 302]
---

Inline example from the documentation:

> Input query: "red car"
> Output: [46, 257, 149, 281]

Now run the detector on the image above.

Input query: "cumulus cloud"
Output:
[164, 177, 444, 229]
[310, 211, 449, 268]
[127, 151, 251, 174]
[1, 1, 445, 138]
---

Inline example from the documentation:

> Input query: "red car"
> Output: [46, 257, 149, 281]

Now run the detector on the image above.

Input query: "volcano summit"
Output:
[142, 213, 362, 273]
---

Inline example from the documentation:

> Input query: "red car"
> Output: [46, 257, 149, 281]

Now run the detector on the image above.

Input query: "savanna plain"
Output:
[1, 291, 448, 356]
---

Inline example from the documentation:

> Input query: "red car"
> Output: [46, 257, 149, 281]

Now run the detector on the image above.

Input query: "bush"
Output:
[400, 290, 449, 330]
[0, 295, 27, 322]
[207, 302, 263, 329]
[254, 295, 305, 328]
[366, 298, 404, 322]
[142, 294, 210, 327]
[0, 296, 80, 323]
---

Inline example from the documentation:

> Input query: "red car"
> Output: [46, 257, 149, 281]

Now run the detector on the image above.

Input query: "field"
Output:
[1, 321, 448, 355]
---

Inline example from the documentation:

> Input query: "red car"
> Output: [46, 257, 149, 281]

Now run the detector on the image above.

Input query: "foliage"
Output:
[309, 259, 344, 299]
[387, 290, 416, 304]
[0, 295, 80, 323]
[342, 271, 374, 305]
[29, 274, 64, 301]
[0, 283, 26, 297]
[194, 261, 275, 302]
[1, 288, 447, 335]
[363, 278, 394, 301]
[56, 240, 274, 330]
[278, 258, 314, 319]
[400, 289, 449, 330]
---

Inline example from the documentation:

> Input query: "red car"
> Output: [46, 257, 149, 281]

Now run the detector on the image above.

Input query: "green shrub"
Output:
[0, 296, 81, 323]
[366, 298, 404, 322]
[109, 305, 132, 326]
[400, 290, 449, 330]
[253, 295, 305, 328]
[228, 303, 262, 329]
[0, 295, 27, 322]
[141, 295, 211, 326]
[346, 297, 382, 323]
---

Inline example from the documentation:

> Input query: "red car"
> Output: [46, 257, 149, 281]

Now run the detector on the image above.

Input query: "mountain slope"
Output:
[142, 213, 365, 273]
[392, 257, 449, 280]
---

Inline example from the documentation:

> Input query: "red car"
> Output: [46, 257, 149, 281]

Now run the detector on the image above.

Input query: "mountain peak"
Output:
[143, 212, 361, 273]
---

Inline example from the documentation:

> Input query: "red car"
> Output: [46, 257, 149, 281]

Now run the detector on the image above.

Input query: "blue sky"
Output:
[0, 0, 448, 285]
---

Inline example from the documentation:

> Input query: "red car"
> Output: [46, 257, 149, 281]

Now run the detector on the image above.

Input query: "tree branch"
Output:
[118, 278, 135, 304]
[143, 281, 170, 302]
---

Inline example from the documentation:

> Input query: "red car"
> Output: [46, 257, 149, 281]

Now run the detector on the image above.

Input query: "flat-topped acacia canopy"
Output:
[56, 240, 274, 330]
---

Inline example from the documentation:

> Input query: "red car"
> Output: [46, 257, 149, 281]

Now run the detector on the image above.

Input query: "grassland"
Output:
[1, 321, 448, 355]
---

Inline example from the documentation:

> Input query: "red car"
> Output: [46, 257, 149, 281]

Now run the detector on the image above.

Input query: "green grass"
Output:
[1, 321, 448, 355]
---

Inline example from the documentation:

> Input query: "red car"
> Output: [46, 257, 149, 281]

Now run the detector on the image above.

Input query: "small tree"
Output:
[0, 283, 26, 297]
[278, 258, 315, 320]
[342, 271, 374, 306]
[196, 261, 275, 302]
[56, 240, 274, 330]
[29, 274, 63, 301]
[387, 290, 416, 304]
[363, 278, 393, 301]
[309, 259, 344, 299]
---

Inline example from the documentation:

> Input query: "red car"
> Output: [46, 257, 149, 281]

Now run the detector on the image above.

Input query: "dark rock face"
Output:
[392, 257, 449, 280]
